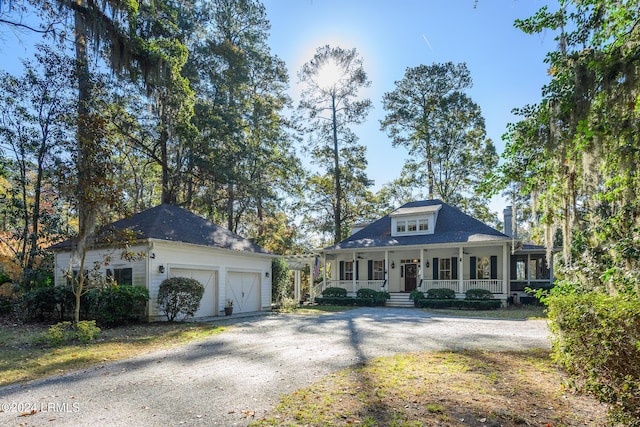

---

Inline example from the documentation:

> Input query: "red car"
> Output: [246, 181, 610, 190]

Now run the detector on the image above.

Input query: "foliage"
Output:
[355, 288, 377, 299]
[464, 288, 494, 300]
[298, 44, 373, 243]
[0, 45, 74, 291]
[409, 289, 424, 302]
[321, 287, 347, 297]
[18, 285, 75, 322]
[36, 320, 100, 346]
[0, 295, 14, 315]
[492, 2, 640, 423]
[271, 257, 290, 305]
[380, 62, 498, 222]
[18, 283, 148, 325]
[545, 290, 640, 425]
[416, 298, 501, 310]
[315, 297, 380, 307]
[157, 277, 205, 322]
[425, 288, 456, 299]
[185, 0, 302, 236]
[90, 285, 148, 326]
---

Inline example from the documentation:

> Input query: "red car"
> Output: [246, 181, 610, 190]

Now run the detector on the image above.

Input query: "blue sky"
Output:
[263, 0, 558, 214]
[1, 0, 558, 217]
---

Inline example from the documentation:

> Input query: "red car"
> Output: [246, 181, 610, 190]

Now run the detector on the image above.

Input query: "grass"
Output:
[250, 349, 609, 427]
[0, 320, 225, 386]
[424, 305, 547, 320]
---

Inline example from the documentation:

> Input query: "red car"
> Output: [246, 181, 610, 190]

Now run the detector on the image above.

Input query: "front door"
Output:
[404, 263, 417, 292]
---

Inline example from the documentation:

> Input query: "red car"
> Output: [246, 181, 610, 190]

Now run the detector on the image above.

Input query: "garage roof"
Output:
[50, 204, 271, 254]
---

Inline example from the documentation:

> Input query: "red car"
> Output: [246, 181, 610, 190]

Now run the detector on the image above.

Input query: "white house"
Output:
[319, 200, 553, 306]
[50, 204, 274, 320]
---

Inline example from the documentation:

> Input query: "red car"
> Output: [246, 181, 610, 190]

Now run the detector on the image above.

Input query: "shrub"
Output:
[74, 320, 101, 343]
[356, 288, 377, 299]
[271, 257, 290, 305]
[416, 298, 501, 310]
[315, 296, 374, 306]
[0, 295, 13, 315]
[465, 288, 494, 300]
[409, 289, 424, 303]
[322, 287, 347, 297]
[157, 277, 205, 321]
[36, 320, 101, 346]
[426, 288, 456, 299]
[546, 291, 640, 425]
[374, 291, 390, 306]
[92, 285, 149, 326]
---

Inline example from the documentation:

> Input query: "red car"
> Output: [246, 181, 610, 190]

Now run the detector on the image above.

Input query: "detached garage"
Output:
[50, 204, 274, 321]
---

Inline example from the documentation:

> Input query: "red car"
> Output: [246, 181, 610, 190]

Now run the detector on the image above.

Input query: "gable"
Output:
[390, 204, 441, 236]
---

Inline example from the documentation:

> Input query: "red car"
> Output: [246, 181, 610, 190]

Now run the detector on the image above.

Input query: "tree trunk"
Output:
[160, 126, 172, 204]
[73, 0, 95, 325]
[331, 94, 342, 244]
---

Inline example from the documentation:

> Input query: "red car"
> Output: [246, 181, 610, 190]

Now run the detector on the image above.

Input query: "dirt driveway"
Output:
[0, 308, 550, 426]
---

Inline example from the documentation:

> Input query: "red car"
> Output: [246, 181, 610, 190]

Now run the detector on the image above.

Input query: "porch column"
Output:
[294, 269, 301, 301]
[419, 248, 425, 289]
[384, 250, 389, 290]
[352, 252, 357, 293]
[319, 254, 327, 299]
[502, 243, 509, 296]
[458, 246, 464, 294]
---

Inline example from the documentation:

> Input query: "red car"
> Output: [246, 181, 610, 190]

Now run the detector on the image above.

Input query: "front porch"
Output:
[324, 279, 505, 295]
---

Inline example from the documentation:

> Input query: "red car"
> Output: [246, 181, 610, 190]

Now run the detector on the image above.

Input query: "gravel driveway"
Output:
[0, 308, 550, 426]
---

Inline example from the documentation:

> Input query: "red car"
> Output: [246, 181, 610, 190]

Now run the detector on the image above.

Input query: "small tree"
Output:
[271, 257, 290, 306]
[157, 277, 204, 322]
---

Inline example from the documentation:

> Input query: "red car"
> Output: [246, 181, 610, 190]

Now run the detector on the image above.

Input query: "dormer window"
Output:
[390, 204, 441, 237]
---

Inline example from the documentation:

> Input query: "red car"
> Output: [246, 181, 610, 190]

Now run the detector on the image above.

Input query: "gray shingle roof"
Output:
[50, 204, 271, 255]
[325, 200, 510, 251]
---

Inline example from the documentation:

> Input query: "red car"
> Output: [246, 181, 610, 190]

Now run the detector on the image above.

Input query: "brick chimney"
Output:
[503, 206, 513, 238]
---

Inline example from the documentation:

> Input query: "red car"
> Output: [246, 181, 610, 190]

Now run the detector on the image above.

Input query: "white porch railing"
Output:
[421, 279, 504, 294]
[463, 280, 502, 293]
[420, 280, 458, 291]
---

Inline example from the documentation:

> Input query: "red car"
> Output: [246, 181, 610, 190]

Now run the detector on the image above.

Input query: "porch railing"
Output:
[421, 279, 503, 294]
[420, 280, 458, 292]
[321, 279, 505, 295]
[463, 280, 502, 293]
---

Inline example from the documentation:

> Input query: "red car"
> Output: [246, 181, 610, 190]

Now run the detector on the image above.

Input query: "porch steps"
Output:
[385, 293, 415, 308]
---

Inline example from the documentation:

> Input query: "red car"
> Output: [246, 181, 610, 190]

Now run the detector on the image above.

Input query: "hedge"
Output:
[416, 298, 501, 310]
[426, 288, 456, 299]
[546, 292, 640, 425]
[18, 285, 149, 325]
[315, 297, 377, 306]
[315, 291, 389, 307]
[322, 287, 348, 297]
[465, 288, 494, 300]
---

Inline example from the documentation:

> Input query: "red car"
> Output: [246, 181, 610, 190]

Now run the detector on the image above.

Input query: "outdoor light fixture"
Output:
[265, 271, 270, 278]
[150, 252, 156, 259]
[158, 265, 165, 273]
[425, 260, 430, 268]
[391, 261, 395, 269]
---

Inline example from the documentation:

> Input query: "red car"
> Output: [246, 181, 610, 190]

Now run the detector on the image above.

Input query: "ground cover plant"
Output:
[250, 350, 610, 427]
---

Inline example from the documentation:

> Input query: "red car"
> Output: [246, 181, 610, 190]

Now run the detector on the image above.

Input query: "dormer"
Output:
[390, 204, 442, 237]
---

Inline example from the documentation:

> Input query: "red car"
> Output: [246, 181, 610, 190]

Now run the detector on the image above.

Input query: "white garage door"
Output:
[225, 272, 261, 313]
[170, 268, 217, 318]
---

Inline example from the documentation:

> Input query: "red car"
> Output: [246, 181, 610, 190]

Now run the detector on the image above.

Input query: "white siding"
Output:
[148, 240, 272, 320]
[54, 239, 272, 322]
[54, 244, 148, 289]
